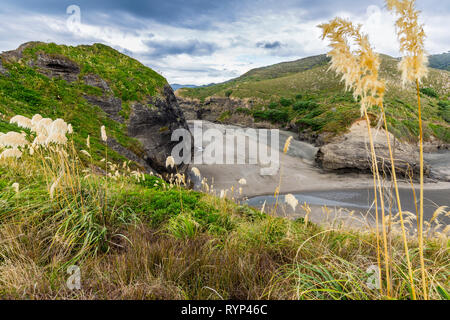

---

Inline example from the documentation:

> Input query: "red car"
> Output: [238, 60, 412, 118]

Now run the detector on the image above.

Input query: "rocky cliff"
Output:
[0, 42, 191, 175]
[316, 120, 430, 179]
[176, 95, 278, 129]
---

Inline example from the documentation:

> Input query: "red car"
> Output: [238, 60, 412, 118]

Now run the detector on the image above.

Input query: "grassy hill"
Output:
[179, 54, 450, 142]
[0, 42, 167, 168]
[429, 52, 450, 71]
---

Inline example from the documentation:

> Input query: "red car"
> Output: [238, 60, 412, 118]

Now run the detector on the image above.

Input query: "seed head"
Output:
[101, 126, 108, 142]
[191, 167, 201, 178]
[31, 114, 43, 125]
[386, 0, 428, 85]
[0, 131, 28, 148]
[45, 132, 68, 145]
[10, 115, 32, 129]
[0, 148, 23, 159]
[285, 194, 299, 211]
[319, 17, 386, 115]
[166, 156, 175, 169]
[49, 119, 69, 136]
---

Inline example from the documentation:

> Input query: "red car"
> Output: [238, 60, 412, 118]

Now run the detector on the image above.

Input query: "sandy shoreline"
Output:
[188, 120, 450, 227]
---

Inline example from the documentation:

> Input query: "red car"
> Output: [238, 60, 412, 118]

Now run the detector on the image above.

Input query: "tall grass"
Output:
[318, 0, 441, 299]
[385, 0, 429, 299]
[0, 112, 448, 299]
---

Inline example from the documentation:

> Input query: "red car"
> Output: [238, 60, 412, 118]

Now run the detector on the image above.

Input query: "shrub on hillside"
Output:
[438, 100, 450, 123]
[279, 98, 292, 107]
[293, 100, 319, 112]
[253, 109, 289, 123]
[420, 87, 439, 98]
[268, 102, 278, 109]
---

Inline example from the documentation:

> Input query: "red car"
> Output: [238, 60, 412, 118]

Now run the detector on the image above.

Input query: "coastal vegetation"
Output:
[0, 115, 448, 299]
[0, 0, 448, 301]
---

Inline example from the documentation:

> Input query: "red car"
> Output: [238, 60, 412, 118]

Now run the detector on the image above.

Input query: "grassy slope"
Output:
[0, 137, 448, 300]
[179, 54, 450, 142]
[0, 42, 167, 167]
[429, 52, 450, 71]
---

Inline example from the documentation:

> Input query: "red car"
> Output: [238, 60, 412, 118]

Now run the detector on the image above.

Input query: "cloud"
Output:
[256, 41, 282, 49]
[143, 39, 218, 58]
[0, 0, 449, 85]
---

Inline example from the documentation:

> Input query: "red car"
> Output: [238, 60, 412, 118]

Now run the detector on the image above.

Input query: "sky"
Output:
[0, 0, 448, 85]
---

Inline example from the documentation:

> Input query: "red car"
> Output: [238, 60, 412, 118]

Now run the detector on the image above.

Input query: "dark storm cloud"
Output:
[0, 0, 244, 29]
[143, 39, 218, 58]
[2, 0, 448, 32]
[256, 41, 282, 49]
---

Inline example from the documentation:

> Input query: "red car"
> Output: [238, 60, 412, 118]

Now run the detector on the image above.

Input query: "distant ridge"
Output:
[429, 51, 450, 71]
[171, 83, 216, 91]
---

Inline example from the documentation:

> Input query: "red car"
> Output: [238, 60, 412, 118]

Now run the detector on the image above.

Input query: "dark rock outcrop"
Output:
[106, 137, 153, 172]
[177, 95, 277, 129]
[33, 53, 80, 83]
[82, 73, 125, 123]
[2, 42, 81, 83]
[128, 85, 192, 174]
[83, 74, 112, 93]
[83, 94, 125, 123]
[178, 96, 249, 122]
[316, 120, 430, 179]
[0, 59, 8, 76]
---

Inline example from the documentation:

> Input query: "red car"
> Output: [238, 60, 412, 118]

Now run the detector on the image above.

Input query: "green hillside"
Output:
[429, 52, 450, 71]
[0, 42, 167, 167]
[179, 54, 450, 142]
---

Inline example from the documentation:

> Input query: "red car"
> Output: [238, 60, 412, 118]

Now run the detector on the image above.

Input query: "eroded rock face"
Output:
[83, 95, 124, 123]
[82, 74, 125, 123]
[83, 74, 112, 92]
[316, 120, 429, 178]
[34, 53, 80, 83]
[106, 137, 153, 172]
[128, 85, 192, 174]
[0, 59, 8, 75]
[176, 95, 277, 129]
